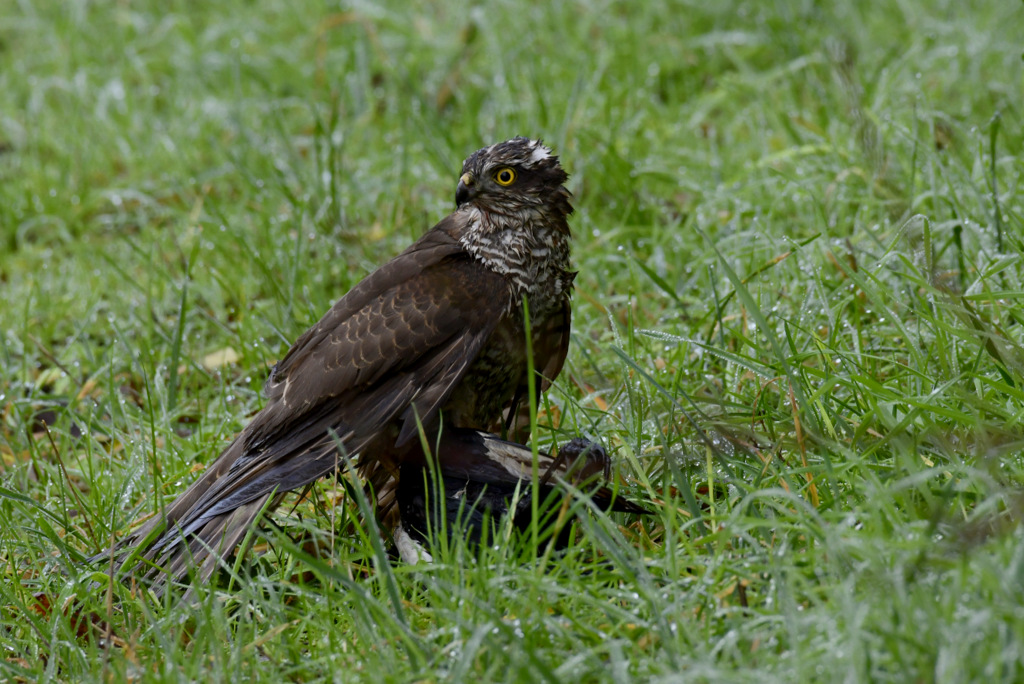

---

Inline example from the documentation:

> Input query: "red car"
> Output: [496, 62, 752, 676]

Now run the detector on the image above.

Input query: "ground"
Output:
[1, 0, 1023, 681]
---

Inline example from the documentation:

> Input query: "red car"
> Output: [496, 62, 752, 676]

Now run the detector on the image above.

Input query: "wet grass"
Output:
[2, 0, 1023, 681]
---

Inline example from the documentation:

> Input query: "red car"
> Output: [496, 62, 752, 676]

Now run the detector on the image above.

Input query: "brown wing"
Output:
[116, 217, 512, 570]
[184, 245, 510, 527]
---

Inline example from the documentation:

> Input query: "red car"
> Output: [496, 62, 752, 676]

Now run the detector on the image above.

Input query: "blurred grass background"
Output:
[1, 0, 1023, 680]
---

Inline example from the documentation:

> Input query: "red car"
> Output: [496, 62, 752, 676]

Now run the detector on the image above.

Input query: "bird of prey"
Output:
[394, 430, 648, 563]
[105, 137, 581, 590]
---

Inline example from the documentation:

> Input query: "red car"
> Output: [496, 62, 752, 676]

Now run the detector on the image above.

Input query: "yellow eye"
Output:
[494, 167, 516, 186]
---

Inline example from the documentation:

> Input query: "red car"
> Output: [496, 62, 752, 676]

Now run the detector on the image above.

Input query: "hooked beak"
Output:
[455, 172, 475, 207]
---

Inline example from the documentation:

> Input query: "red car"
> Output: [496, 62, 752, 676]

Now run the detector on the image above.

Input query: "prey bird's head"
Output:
[455, 137, 572, 220]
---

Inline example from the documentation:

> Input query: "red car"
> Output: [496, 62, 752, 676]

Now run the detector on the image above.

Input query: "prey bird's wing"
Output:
[399, 429, 646, 514]
[396, 429, 648, 559]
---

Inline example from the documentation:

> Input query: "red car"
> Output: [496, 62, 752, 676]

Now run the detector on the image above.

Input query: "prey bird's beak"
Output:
[455, 172, 475, 207]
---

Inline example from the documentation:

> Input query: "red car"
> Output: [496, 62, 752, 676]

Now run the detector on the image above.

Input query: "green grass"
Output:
[2, 0, 1023, 680]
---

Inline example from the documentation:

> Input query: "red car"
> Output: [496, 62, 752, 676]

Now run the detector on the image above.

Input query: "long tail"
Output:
[97, 437, 270, 596]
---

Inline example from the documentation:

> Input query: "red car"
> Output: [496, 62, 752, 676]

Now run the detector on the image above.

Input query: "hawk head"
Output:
[455, 137, 572, 220]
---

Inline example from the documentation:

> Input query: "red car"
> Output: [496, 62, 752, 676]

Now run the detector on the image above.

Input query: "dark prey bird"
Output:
[105, 137, 579, 589]
[394, 430, 648, 562]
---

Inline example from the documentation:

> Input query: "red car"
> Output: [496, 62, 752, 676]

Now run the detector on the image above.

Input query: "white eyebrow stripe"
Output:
[528, 143, 551, 164]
